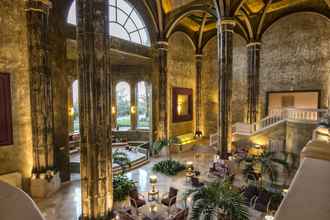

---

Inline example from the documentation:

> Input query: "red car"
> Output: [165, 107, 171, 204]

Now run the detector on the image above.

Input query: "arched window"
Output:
[72, 80, 79, 133]
[116, 82, 131, 130]
[67, 0, 150, 46]
[136, 81, 151, 129]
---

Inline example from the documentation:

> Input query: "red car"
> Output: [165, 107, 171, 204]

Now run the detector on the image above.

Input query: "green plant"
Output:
[113, 175, 136, 202]
[152, 137, 178, 158]
[113, 150, 131, 173]
[186, 181, 249, 220]
[152, 159, 185, 176]
[240, 150, 291, 185]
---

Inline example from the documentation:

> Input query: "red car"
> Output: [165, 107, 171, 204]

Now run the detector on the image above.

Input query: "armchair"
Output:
[129, 187, 146, 213]
[253, 189, 272, 212]
[241, 185, 259, 207]
[191, 176, 204, 188]
[161, 187, 178, 213]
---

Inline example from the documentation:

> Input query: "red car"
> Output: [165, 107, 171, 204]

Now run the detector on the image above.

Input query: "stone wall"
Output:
[260, 12, 330, 118]
[201, 34, 248, 137]
[167, 32, 196, 137]
[0, 0, 33, 187]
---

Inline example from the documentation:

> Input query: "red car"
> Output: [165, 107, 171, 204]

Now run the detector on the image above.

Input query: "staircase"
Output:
[210, 108, 328, 146]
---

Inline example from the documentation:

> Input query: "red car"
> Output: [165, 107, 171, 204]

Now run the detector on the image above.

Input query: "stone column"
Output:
[76, 0, 113, 219]
[131, 81, 137, 130]
[195, 54, 203, 137]
[25, 0, 54, 175]
[157, 41, 168, 139]
[246, 42, 261, 124]
[217, 20, 236, 159]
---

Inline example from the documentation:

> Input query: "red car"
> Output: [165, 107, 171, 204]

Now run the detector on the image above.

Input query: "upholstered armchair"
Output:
[161, 187, 178, 213]
[191, 176, 204, 188]
[252, 189, 273, 213]
[129, 187, 146, 212]
[241, 185, 259, 207]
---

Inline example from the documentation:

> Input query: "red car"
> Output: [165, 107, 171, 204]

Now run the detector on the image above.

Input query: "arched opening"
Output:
[116, 81, 131, 130]
[136, 81, 151, 129]
[67, 0, 151, 46]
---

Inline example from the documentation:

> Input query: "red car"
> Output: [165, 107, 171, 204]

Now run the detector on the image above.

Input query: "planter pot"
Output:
[113, 198, 130, 209]
[30, 172, 61, 198]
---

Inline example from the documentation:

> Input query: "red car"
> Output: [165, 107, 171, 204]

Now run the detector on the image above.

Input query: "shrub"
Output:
[113, 175, 136, 202]
[152, 159, 185, 176]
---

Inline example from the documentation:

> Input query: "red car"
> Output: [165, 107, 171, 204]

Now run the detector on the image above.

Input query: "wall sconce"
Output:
[131, 106, 136, 114]
[69, 107, 74, 116]
[111, 106, 116, 114]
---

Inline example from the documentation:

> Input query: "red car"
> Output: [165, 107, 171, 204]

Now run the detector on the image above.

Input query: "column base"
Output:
[30, 172, 61, 198]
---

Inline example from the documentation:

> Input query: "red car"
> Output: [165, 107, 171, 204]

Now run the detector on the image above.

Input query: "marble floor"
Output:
[35, 151, 265, 220]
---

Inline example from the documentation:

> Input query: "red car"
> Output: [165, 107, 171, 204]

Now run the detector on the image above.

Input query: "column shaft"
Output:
[247, 42, 261, 124]
[26, 0, 54, 175]
[158, 42, 168, 139]
[218, 20, 235, 158]
[195, 54, 203, 136]
[77, 0, 113, 219]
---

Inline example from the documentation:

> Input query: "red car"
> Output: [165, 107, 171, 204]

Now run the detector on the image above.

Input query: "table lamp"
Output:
[149, 175, 157, 192]
[186, 161, 194, 172]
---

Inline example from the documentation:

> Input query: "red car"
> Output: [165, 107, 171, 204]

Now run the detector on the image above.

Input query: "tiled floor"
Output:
[35, 151, 266, 220]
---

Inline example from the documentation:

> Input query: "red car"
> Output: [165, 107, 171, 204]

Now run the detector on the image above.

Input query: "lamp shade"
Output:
[149, 175, 157, 184]
[186, 161, 193, 170]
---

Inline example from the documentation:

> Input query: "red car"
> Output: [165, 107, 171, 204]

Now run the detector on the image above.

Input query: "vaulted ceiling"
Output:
[147, 0, 330, 52]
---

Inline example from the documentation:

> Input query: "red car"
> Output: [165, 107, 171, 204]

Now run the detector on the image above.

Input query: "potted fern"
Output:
[186, 181, 249, 220]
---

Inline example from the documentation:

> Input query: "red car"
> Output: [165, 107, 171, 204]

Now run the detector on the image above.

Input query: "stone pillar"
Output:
[76, 0, 113, 219]
[157, 41, 168, 139]
[195, 54, 203, 137]
[217, 20, 236, 158]
[131, 81, 137, 130]
[25, 0, 54, 175]
[246, 42, 261, 124]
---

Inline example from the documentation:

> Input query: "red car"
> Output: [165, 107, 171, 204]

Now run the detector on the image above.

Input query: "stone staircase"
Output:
[210, 108, 328, 146]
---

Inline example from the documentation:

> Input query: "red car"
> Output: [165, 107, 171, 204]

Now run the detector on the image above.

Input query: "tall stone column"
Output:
[130, 81, 137, 130]
[76, 0, 113, 219]
[246, 42, 261, 124]
[25, 0, 54, 175]
[217, 20, 236, 158]
[195, 54, 203, 137]
[158, 41, 168, 139]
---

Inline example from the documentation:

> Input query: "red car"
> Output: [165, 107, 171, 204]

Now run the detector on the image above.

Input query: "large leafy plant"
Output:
[152, 159, 185, 176]
[113, 175, 135, 202]
[186, 181, 249, 220]
[152, 137, 178, 158]
[240, 150, 295, 186]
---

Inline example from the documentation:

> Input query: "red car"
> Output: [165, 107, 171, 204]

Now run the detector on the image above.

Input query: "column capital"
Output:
[25, 0, 52, 13]
[217, 19, 236, 32]
[247, 42, 262, 48]
[157, 41, 168, 51]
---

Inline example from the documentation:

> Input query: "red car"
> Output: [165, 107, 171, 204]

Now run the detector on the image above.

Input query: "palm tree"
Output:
[186, 181, 249, 220]
[240, 150, 291, 186]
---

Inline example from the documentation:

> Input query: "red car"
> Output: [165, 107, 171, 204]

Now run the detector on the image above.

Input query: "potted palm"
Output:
[186, 181, 249, 220]
[240, 150, 292, 186]
[113, 175, 136, 209]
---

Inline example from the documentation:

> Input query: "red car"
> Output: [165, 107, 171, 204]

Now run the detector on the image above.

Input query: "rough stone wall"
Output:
[0, 0, 33, 184]
[260, 12, 330, 117]
[201, 34, 248, 137]
[167, 32, 196, 137]
[286, 121, 317, 155]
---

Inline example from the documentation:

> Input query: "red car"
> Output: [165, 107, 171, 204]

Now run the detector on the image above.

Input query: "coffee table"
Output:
[139, 201, 168, 220]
